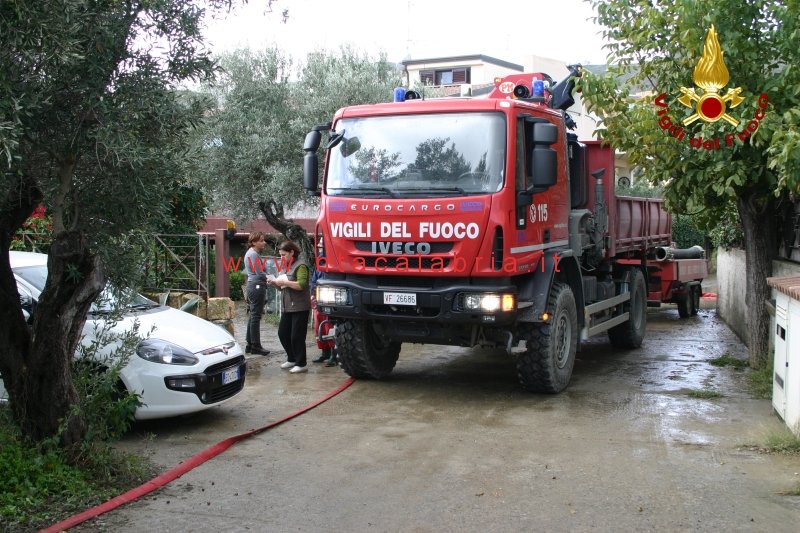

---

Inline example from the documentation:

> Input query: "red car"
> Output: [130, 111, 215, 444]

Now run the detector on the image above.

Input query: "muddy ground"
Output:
[72, 293, 800, 532]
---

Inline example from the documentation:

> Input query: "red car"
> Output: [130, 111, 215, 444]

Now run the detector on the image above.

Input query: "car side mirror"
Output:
[18, 288, 35, 325]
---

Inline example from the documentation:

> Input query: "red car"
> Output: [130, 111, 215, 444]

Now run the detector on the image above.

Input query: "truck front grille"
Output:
[355, 256, 451, 270]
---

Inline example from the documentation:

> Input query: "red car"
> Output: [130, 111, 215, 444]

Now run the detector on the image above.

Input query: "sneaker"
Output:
[280, 361, 295, 369]
[325, 358, 338, 367]
[289, 365, 308, 374]
[312, 354, 328, 363]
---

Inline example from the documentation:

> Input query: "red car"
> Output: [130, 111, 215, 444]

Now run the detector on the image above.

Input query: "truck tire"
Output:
[516, 282, 578, 393]
[335, 319, 401, 379]
[608, 268, 647, 348]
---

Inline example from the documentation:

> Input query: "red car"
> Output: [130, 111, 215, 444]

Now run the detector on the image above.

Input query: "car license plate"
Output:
[222, 366, 240, 385]
[383, 292, 416, 306]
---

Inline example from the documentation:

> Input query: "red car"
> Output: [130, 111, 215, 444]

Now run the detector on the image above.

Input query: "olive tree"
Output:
[191, 45, 403, 233]
[578, 0, 800, 366]
[0, 0, 240, 448]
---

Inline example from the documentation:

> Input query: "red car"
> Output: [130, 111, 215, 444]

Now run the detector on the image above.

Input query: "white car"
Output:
[1, 251, 247, 419]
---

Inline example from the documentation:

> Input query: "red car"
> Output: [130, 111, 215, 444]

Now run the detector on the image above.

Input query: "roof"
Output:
[401, 54, 524, 72]
[582, 63, 652, 95]
[767, 276, 800, 300]
[9, 251, 47, 268]
[198, 216, 316, 237]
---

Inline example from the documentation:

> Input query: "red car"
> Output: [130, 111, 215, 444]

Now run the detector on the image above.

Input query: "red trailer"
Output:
[303, 66, 707, 392]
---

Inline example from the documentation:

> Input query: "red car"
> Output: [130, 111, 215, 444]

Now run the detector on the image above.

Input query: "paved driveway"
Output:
[76, 299, 800, 532]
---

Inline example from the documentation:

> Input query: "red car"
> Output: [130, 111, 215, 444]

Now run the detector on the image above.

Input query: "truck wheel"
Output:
[516, 282, 578, 393]
[608, 268, 647, 348]
[335, 319, 401, 379]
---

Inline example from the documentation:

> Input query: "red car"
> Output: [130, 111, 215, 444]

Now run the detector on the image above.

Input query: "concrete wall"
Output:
[717, 248, 748, 344]
[716, 247, 800, 348]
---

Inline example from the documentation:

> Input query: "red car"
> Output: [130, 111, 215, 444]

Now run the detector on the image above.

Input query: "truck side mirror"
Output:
[516, 121, 559, 208]
[303, 130, 322, 195]
[530, 122, 558, 189]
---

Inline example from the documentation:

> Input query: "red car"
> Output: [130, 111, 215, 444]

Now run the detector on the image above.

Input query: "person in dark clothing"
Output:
[269, 240, 311, 374]
[244, 232, 270, 356]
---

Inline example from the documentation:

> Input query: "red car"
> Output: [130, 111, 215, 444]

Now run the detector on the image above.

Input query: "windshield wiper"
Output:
[397, 186, 467, 195]
[129, 302, 159, 311]
[329, 187, 397, 198]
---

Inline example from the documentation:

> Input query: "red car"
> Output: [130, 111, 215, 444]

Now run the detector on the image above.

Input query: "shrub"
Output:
[709, 205, 743, 249]
[229, 271, 245, 301]
[672, 213, 707, 249]
[10, 204, 53, 253]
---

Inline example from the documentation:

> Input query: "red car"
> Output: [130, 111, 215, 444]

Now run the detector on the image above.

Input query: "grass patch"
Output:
[0, 406, 155, 532]
[778, 483, 800, 496]
[688, 388, 723, 399]
[747, 361, 774, 400]
[764, 430, 800, 455]
[707, 354, 773, 400]
[709, 354, 748, 369]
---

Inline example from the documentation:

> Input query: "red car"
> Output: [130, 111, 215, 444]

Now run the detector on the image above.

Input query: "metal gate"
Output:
[142, 234, 211, 299]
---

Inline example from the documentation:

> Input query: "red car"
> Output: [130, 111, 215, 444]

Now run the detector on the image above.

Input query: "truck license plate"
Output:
[221, 366, 240, 385]
[383, 292, 416, 306]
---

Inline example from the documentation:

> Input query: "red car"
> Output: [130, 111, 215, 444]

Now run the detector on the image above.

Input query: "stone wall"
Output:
[143, 291, 235, 335]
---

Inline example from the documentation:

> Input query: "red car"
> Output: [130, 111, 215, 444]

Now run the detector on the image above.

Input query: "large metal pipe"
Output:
[655, 245, 705, 261]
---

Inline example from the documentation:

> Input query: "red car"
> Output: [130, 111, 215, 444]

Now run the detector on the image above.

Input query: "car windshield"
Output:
[14, 264, 157, 313]
[325, 112, 506, 197]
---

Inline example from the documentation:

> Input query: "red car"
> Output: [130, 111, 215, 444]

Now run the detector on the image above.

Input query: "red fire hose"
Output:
[42, 377, 355, 533]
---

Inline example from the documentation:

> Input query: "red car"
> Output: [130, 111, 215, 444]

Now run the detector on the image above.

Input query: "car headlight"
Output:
[317, 286, 350, 305]
[459, 293, 515, 312]
[137, 339, 199, 365]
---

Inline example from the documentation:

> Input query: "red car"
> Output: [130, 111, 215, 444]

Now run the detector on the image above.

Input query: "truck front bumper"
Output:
[315, 278, 518, 327]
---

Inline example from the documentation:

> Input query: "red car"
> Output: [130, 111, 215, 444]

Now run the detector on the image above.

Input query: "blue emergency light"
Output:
[393, 87, 421, 102]
[533, 79, 545, 98]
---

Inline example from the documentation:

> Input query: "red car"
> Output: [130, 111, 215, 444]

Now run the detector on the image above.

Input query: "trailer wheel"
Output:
[516, 282, 578, 393]
[676, 293, 692, 318]
[691, 284, 701, 316]
[608, 268, 647, 348]
[335, 319, 401, 379]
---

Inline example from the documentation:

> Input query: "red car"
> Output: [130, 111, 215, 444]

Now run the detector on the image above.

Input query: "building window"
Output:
[420, 67, 470, 86]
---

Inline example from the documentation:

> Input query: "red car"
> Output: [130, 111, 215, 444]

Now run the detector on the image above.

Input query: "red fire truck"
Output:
[303, 66, 707, 392]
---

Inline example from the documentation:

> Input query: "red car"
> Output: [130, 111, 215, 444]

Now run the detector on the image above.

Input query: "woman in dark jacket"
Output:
[269, 240, 311, 373]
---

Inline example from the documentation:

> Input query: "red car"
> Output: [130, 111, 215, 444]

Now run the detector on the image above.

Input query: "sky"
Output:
[203, 0, 611, 66]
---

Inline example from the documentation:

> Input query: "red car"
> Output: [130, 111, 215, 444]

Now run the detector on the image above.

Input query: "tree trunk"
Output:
[6, 229, 106, 447]
[0, 177, 41, 438]
[258, 199, 312, 257]
[737, 189, 777, 368]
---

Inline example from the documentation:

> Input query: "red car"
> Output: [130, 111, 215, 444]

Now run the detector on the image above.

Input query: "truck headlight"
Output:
[317, 286, 350, 305]
[459, 293, 515, 312]
[137, 339, 199, 365]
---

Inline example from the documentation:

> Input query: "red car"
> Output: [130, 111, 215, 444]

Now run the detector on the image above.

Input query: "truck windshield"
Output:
[326, 112, 506, 197]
